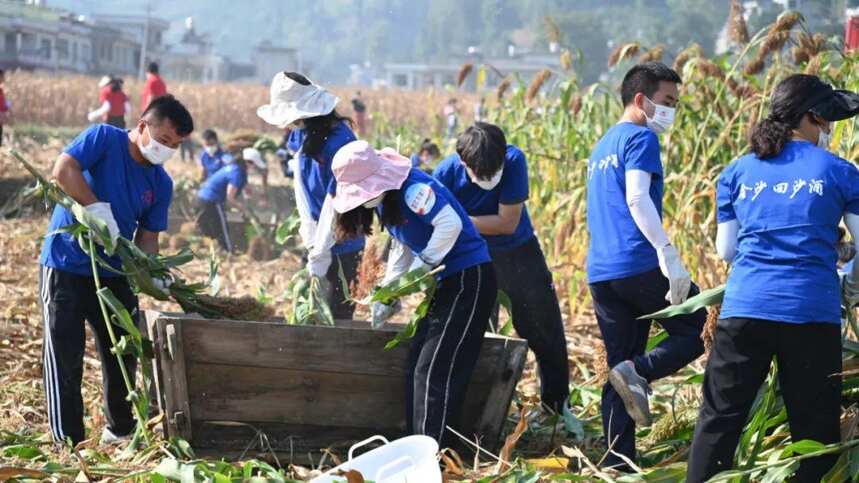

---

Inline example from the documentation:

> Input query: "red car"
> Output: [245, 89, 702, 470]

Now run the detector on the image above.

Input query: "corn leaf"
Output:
[639, 285, 725, 320]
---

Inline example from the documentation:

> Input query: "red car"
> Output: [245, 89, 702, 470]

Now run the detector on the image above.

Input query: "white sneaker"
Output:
[100, 427, 132, 445]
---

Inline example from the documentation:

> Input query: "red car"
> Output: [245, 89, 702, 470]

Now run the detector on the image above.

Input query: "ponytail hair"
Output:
[750, 74, 825, 160]
[749, 115, 793, 160]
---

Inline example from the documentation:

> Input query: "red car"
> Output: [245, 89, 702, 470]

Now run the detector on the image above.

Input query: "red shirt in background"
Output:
[141, 73, 167, 112]
[0, 87, 8, 114]
[106, 90, 128, 117]
[98, 85, 111, 104]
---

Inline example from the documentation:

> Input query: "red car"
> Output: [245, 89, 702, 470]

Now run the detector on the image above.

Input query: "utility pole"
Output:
[138, 0, 151, 80]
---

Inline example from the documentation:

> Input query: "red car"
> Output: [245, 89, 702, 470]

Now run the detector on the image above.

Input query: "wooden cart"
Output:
[145, 312, 528, 462]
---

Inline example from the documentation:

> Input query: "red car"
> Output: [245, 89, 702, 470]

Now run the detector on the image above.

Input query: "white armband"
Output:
[626, 169, 670, 249]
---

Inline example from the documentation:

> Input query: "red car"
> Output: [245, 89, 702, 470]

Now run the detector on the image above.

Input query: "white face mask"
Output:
[467, 166, 504, 191]
[363, 193, 385, 209]
[139, 126, 176, 165]
[204, 145, 218, 156]
[817, 125, 832, 150]
[644, 97, 676, 134]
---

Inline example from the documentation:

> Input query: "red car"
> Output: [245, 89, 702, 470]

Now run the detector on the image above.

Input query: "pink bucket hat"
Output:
[332, 140, 411, 213]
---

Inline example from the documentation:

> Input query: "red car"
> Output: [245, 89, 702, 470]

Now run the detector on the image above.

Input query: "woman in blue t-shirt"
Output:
[327, 139, 496, 447]
[257, 71, 364, 319]
[687, 74, 859, 483]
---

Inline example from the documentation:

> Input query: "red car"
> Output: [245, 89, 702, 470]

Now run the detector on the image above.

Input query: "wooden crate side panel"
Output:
[186, 362, 493, 430]
[466, 338, 530, 450]
[154, 318, 193, 441]
[190, 420, 397, 464]
[178, 317, 518, 382]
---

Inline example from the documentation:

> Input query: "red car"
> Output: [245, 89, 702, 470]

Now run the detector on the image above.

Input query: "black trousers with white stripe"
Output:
[39, 265, 139, 445]
[196, 199, 233, 253]
[405, 262, 497, 448]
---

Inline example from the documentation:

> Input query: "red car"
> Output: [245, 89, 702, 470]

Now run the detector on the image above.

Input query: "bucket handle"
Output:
[348, 435, 390, 461]
[375, 455, 416, 482]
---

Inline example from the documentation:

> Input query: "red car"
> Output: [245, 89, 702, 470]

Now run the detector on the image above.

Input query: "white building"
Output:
[253, 40, 299, 85]
[0, 0, 93, 73]
[92, 13, 169, 78]
[384, 51, 561, 91]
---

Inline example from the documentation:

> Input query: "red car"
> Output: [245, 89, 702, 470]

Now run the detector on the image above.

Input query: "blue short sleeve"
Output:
[838, 159, 859, 215]
[404, 180, 449, 224]
[140, 175, 172, 232]
[500, 147, 529, 205]
[716, 165, 737, 223]
[228, 167, 247, 190]
[64, 124, 111, 171]
[624, 130, 662, 174]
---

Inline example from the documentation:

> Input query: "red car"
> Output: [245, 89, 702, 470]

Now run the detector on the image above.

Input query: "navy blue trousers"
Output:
[589, 268, 706, 469]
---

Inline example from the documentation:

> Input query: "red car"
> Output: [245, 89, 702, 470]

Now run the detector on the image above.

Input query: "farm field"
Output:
[2, 11, 859, 482]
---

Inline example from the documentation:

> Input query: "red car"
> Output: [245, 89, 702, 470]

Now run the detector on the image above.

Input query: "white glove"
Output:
[84, 202, 120, 243]
[371, 300, 401, 329]
[152, 276, 172, 295]
[844, 274, 859, 309]
[308, 251, 332, 278]
[86, 110, 101, 123]
[409, 257, 433, 274]
[656, 244, 691, 305]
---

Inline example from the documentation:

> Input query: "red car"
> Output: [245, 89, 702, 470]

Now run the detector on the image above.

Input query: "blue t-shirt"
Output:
[288, 122, 364, 255]
[717, 140, 859, 325]
[200, 148, 226, 179]
[198, 162, 247, 204]
[433, 145, 535, 252]
[586, 122, 663, 283]
[39, 124, 173, 277]
[381, 169, 491, 280]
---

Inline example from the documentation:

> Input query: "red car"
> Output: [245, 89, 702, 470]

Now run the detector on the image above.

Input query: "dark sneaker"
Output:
[608, 360, 652, 427]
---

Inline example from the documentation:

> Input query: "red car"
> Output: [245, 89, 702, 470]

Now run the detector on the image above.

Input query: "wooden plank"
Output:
[469, 337, 530, 451]
[190, 420, 398, 465]
[154, 318, 194, 441]
[143, 311, 167, 433]
[185, 362, 492, 431]
[170, 316, 522, 380]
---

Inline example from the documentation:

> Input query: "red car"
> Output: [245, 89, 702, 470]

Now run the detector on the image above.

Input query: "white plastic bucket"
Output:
[309, 435, 441, 483]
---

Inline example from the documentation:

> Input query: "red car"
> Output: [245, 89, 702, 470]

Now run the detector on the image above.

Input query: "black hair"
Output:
[142, 94, 194, 136]
[335, 190, 404, 241]
[202, 129, 218, 142]
[148, 62, 159, 74]
[110, 77, 123, 92]
[0, 69, 6, 76]
[620, 62, 682, 106]
[750, 74, 826, 160]
[419, 138, 440, 158]
[456, 122, 506, 179]
[282, 71, 354, 161]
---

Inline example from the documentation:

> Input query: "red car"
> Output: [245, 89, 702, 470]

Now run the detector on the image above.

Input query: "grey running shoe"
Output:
[608, 360, 652, 427]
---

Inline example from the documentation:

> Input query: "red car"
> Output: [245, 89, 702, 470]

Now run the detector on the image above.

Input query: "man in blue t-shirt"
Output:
[585, 62, 705, 470]
[195, 151, 248, 253]
[38, 95, 194, 446]
[434, 122, 570, 413]
[199, 128, 226, 180]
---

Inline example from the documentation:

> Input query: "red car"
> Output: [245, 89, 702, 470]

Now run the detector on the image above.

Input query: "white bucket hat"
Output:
[256, 72, 340, 128]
